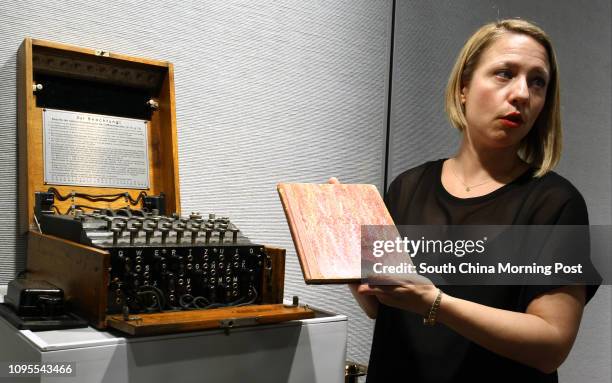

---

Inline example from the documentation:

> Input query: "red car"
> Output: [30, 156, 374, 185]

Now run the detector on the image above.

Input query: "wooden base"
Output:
[106, 304, 315, 336]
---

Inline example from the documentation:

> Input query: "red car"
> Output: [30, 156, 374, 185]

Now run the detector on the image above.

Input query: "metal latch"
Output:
[219, 317, 259, 328]
[147, 99, 159, 110]
[95, 49, 110, 57]
[219, 317, 259, 335]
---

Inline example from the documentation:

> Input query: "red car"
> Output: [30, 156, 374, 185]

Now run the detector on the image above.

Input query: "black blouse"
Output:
[366, 159, 599, 383]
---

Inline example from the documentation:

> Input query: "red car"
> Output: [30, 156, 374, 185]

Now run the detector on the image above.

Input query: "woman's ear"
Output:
[460, 86, 467, 104]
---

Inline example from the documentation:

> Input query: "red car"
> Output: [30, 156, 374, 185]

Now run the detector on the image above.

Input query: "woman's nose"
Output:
[509, 77, 530, 105]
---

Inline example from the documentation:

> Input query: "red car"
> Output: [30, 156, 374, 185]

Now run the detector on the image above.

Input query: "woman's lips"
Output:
[499, 118, 521, 128]
[499, 113, 523, 128]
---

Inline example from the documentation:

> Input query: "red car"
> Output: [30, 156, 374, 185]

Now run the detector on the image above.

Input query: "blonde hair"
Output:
[445, 19, 561, 177]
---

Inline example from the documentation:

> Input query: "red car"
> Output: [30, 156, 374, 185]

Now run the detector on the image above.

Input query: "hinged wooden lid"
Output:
[18, 38, 181, 233]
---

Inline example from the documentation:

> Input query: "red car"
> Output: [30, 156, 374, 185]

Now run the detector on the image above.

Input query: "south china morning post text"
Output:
[370, 236, 582, 276]
[360, 225, 606, 285]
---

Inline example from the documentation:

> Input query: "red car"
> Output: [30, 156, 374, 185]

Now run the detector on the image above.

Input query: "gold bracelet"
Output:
[423, 288, 443, 326]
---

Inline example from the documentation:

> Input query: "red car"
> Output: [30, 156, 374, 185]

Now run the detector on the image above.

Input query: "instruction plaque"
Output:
[42, 109, 150, 189]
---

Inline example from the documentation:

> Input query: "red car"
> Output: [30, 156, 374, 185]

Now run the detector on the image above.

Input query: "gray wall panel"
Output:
[173, 1, 391, 366]
[0, 45, 22, 283]
[0, 0, 391, 368]
[390, 1, 611, 381]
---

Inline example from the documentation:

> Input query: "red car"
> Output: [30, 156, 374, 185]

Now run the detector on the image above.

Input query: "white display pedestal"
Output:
[0, 286, 347, 383]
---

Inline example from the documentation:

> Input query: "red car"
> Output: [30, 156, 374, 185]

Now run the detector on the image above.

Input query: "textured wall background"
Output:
[390, 1, 611, 381]
[0, 0, 391, 367]
[0, 0, 609, 381]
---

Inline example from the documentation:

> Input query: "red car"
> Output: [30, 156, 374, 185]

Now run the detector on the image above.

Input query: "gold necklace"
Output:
[450, 161, 495, 192]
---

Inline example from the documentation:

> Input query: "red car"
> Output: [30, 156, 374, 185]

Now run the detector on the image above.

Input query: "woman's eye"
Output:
[530, 77, 547, 88]
[495, 69, 513, 79]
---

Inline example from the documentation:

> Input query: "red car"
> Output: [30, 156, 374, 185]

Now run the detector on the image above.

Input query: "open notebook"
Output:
[277, 183, 396, 284]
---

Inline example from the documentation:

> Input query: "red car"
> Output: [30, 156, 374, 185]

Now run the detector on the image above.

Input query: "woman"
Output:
[344, 19, 599, 382]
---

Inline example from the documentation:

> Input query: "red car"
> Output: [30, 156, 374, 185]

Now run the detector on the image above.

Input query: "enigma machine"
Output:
[16, 38, 313, 335]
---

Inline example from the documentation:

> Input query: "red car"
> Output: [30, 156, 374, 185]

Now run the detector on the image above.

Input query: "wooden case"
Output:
[18, 38, 313, 334]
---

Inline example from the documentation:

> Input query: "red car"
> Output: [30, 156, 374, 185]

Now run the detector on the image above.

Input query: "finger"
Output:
[367, 275, 405, 286]
[357, 284, 381, 295]
[360, 285, 397, 295]
[368, 284, 401, 294]
[368, 273, 433, 286]
[328, 177, 340, 184]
